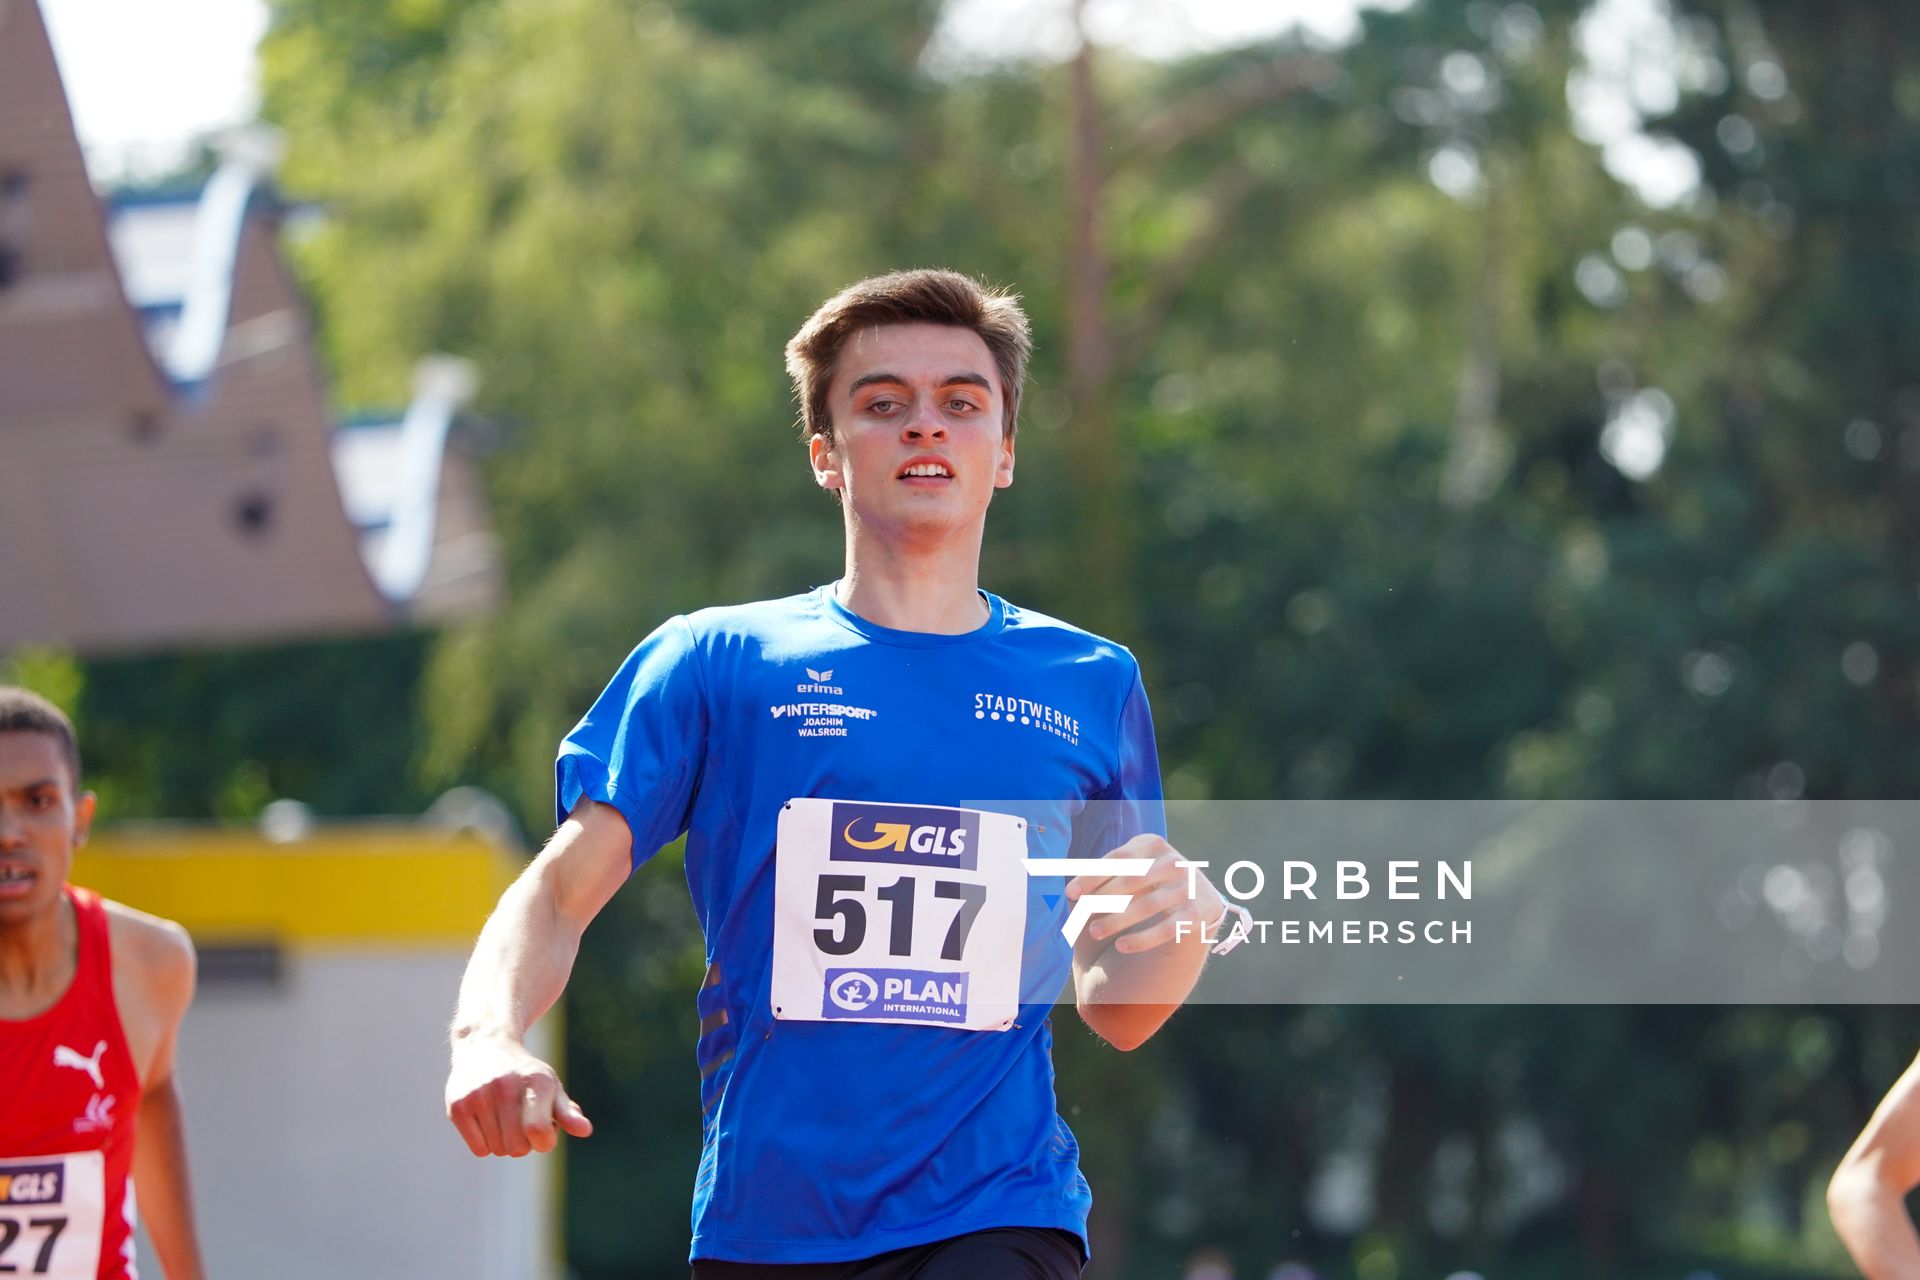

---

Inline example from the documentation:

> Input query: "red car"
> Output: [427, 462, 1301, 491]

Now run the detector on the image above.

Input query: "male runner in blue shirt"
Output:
[445, 269, 1228, 1276]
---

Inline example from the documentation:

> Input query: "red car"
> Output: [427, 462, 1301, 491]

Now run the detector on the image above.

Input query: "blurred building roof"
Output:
[0, 0, 500, 655]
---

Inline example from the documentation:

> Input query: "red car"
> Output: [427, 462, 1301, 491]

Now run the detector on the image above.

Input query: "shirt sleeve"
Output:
[554, 615, 709, 870]
[1075, 659, 1168, 856]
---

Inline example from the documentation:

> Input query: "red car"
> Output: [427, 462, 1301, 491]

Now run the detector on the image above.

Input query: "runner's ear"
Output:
[809, 432, 844, 492]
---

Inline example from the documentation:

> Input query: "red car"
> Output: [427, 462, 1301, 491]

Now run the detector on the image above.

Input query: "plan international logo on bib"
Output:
[822, 967, 970, 1024]
[830, 802, 980, 871]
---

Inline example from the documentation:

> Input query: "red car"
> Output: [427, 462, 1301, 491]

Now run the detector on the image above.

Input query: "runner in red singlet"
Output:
[0, 688, 204, 1279]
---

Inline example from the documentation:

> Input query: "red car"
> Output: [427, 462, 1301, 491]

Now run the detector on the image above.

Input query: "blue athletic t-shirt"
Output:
[556, 584, 1164, 1264]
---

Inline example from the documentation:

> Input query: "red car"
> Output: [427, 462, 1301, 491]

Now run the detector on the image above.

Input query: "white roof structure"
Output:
[0, 0, 499, 654]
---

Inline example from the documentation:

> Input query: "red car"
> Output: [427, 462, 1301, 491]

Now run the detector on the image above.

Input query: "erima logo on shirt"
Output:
[0, 1165, 64, 1205]
[796, 666, 842, 695]
[829, 802, 980, 871]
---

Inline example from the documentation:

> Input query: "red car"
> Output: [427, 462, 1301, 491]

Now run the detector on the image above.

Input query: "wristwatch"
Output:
[1206, 900, 1255, 956]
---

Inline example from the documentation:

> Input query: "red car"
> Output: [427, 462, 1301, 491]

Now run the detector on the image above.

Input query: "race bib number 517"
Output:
[771, 799, 1030, 1031]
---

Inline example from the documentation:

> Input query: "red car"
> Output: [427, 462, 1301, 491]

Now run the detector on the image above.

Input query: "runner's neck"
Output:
[0, 891, 78, 1018]
[833, 571, 990, 637]
[832, 464, 996, 634]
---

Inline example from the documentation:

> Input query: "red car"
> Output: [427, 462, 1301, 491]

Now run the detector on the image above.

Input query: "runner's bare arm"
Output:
[1066, 836, 1223, 1052]
[128, 920, 206, 1280]
[445, 798, 631, 1157]
[1830, 1050, 1920, 1277]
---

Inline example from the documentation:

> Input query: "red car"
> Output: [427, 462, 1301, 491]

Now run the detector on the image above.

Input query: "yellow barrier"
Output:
[73, 826, 521, 946]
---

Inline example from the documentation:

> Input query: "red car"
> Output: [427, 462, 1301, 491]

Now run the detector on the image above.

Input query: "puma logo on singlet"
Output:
[53, 1040, 108, 1089]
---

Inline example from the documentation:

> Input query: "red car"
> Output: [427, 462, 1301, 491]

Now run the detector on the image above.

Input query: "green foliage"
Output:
[0, 649, 85, 719]
[75, 633, 437, 821]
[563, 841, 708, 1273]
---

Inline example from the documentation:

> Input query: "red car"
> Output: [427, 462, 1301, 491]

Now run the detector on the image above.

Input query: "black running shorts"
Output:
[690, 1227, 1085, 1279]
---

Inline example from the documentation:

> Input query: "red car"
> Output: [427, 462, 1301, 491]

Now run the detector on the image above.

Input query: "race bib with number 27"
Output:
[0, 1152, 104, 1279]
[771, 799, 1031, 1032]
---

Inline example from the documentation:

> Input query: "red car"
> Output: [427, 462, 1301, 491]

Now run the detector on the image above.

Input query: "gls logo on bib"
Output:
[830, 802, 980, 871]
[0, 1163, 63, 1204]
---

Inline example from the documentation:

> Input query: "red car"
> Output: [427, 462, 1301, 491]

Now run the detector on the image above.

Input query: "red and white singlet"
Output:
[0, 886, 142, 1278]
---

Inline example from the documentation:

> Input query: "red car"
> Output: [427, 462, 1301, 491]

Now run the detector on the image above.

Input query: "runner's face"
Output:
[811, 323, 1014, 540]
[0, 733, 92, 925]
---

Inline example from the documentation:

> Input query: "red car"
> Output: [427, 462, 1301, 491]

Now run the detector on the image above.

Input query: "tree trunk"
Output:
[1373, 1057, 1440, 1259]
[1064, 4, 1132, 640]
[1575, 1164, 1619, 1276]
[1441, 152, 1509, 510]
[1465, 1097, 1499, 1258]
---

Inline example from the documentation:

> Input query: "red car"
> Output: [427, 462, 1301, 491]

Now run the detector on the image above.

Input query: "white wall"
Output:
[136, 948, 560, 1280]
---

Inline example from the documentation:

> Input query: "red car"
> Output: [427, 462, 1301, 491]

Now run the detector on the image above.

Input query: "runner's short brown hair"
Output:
[785, 269, 1032, 443]
[0, 686, 81, 787]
